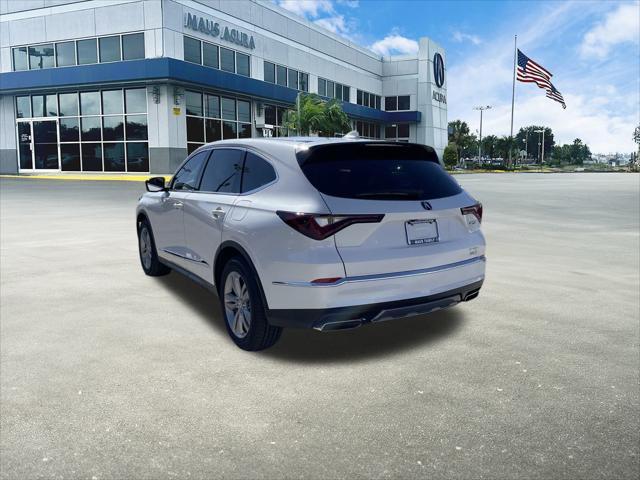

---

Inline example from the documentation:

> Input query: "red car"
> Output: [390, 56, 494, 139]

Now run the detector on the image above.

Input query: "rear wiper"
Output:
[355, 191, 421, 199]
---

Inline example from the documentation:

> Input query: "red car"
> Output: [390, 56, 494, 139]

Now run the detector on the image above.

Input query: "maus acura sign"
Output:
[184, 12, 256, 50]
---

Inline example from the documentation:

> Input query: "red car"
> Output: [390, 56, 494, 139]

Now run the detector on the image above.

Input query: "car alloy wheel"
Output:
[139, 226, 152, 270]
[224, 271, 251, 339]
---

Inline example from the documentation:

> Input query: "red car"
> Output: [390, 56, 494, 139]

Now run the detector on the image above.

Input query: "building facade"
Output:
[0, 0, 447, 174]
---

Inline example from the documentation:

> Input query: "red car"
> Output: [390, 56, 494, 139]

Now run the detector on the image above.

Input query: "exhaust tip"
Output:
[464, 290, 480, 301]
[314, 319, 363, 331]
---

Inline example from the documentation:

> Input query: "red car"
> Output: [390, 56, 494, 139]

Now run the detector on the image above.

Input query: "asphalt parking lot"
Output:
[1, 173, 638, 479]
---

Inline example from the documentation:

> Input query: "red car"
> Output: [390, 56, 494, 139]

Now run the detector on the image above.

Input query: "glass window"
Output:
[288, 69, 298, 90]
[13, 47, 29, 71]
[205, 95, 220, 118]
[238, 123, 251, 139]
[77, 39, 97, 65]
[221, 97, 236, 120]
[103, 116, 124, 141]
[28, 44, 54, 69]
[58, 93, 78, 116]
[357, 90, 363, 105]
[125, 89, 146, 113]
[184, 36, 202, 64]
[81, 143, 102, 171]
[264, 61, 275, 83]
[375, 95, 381, 110]
[172, 150, 209, 190]
[326, 81, 335, 98]
[81, 117, 102, 141]
[61, 143, 81, 171]
[16, 96, 31, 118]
[102, 90, 123, 115]
[59, 118, 79, 142]
[222, 121, 237, 139]
[122, 33, 144, 60]
[398, 95, 410, 110]
[318, 78, 326, 97]
[80, 91, 101, 115]
[99, 36, 121, 62]
[276, 65, 287, 86]
[32, 96, 44, 117]
[126, 142, 149, 172]
[299, 72, 309, 92]
[55, 42, 76, 67]
[385, 96, 397, 111]
[242, 152, 276, 192]
[236, 53, 250, 76]
[203, 43, 219, 68]
[200, 148, 243, 193]
[264, 105, 276, 125]
[397, 124, 410, 137]
[237, 100, 250, 123]
[220, 47, 235, 72]
[31, 95, 56, 117]
[103, 143, 125, 171]
[186, 116, 204, 143]
[205, 119, 222, 142]
[299, 143, 460, 200]
[385, 125, 397, 138]
[125, 115, 148, 140]
[335, 84, 342, 101]
[185, 91, 202, 116]
[343, 86, 350, 103]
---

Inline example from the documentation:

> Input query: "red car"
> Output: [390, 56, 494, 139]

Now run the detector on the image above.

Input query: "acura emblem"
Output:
[421, 201, 432, 210]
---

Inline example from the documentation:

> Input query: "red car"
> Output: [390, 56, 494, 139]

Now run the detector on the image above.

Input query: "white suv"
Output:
[136, 138, 485, 350]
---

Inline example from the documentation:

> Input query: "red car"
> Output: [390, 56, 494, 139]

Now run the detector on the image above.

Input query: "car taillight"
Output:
[276, 211, 384, 240]
[461, 203, 483, 224]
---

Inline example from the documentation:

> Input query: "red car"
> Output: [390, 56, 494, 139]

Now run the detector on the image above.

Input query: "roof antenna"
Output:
[343, 130, 360, 138]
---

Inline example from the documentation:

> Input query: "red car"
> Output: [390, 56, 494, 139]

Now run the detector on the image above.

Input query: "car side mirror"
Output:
[145, 176, 167, 192]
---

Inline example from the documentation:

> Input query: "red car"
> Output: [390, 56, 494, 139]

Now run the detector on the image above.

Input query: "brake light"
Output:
[276, 211, 384, 240]
[461, 203, 483, 224]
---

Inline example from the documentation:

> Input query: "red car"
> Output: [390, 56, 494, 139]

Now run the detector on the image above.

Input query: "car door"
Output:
[149, 150, 210, 270]
[182, 148, 246, 283]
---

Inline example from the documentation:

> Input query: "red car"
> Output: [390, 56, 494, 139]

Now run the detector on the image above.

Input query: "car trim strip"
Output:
[272, 255, 486, 287]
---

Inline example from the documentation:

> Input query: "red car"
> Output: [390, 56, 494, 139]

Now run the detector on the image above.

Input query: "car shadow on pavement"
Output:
[155, 272, 465, 363]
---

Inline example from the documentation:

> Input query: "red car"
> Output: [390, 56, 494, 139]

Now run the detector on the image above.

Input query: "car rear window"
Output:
[297, 142, 462, 200]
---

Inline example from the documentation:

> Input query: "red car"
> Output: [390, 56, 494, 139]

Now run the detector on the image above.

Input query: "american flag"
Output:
[517, 49, 566, 109]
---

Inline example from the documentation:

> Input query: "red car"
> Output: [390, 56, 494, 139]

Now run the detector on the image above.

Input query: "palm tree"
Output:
[284, 93, 350, 136]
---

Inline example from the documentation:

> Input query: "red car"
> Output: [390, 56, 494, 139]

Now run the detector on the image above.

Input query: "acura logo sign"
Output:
[433, 52, 445, 88]
[421, 201, 432, 210]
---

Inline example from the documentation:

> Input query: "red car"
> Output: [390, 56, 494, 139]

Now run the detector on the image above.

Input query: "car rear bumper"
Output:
[267, 279, 483, 330]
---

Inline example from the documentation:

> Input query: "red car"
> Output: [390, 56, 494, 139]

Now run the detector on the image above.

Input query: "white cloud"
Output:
[336, 0, 359, 7]
[580, 3, 640, 58]
[452, 31, 481, 45]
[369, 34, 419, 56]
[315, 15, 350, 36]
[277, 0, 334, 18]
[447, 1, 639, 153]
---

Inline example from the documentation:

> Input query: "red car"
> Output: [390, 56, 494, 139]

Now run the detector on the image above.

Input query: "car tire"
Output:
[219, 257, 282, 351]
[137, 218, 171, 277]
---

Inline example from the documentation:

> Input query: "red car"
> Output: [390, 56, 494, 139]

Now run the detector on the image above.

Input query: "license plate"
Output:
[405, 219, 438, 245]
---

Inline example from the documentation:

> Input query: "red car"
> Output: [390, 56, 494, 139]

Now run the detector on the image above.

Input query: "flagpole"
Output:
[509, 34, 517, 168]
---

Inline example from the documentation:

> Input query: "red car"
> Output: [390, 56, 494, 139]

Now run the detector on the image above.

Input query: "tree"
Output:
[569, 138, 591, 166]
[633, 125, 640, 149]
[481, 135, 498, 158]
[448, 120, 477, 159]
[443, 143, 458, 169]
[515, 126, 555, 161]
[284, 93, 350, 136]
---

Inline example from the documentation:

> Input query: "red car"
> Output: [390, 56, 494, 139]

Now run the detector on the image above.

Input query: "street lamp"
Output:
[535, 128, 545, 164]
[473, 105, 491, 161]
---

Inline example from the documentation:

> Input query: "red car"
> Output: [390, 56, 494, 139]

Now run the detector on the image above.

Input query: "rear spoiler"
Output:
[296, 141, 441, 166]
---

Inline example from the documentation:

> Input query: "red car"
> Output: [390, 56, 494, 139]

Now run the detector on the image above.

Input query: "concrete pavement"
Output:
[1, 173, 638, 479]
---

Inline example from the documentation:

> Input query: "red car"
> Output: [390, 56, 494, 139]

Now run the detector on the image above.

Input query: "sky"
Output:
[274, 0, 640, 154]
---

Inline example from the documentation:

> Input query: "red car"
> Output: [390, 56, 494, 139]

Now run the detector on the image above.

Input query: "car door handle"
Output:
[172, 201, 183, 209]
[212, 207, 225, 219]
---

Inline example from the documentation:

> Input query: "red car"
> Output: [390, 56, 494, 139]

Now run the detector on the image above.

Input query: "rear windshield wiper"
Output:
[354, 191, 422, 199]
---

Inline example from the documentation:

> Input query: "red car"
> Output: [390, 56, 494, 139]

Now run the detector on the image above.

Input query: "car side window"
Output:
[199, 149, 244, 194]
[172, 151, 209, 191]
[241, 152, 277, 193]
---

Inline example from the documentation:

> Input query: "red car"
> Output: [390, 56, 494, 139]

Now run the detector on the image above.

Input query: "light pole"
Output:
[473, 105, 491, 161]
[535, 128, 545, 164]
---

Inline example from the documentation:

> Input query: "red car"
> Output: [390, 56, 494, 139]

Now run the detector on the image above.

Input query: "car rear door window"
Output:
[241, 152, 276, 193]
[172, 150, 209, 191]
[297, 143, 462, 201]
[199, 149, 244, 193]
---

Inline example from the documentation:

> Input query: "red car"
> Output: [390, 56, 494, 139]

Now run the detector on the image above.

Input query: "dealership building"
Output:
[0, 0, 448, 174]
